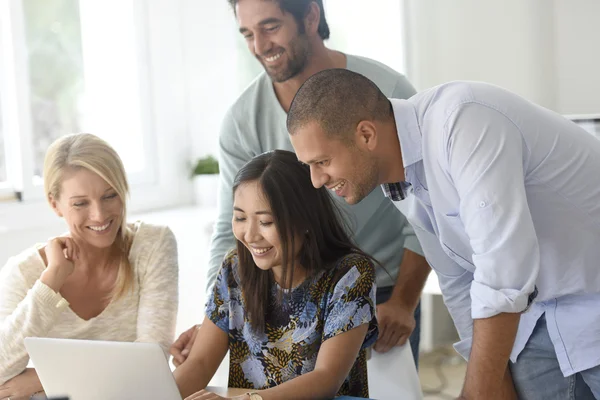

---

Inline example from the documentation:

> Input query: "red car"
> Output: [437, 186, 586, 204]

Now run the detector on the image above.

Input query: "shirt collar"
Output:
[390, 98, 423, 168]
[381, 181, 411, 201]
[380, 99, 423, 201]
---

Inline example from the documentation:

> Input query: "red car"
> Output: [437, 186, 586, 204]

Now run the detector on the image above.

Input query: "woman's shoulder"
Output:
[316, 252, 376, 294]
[332, 252, 375, 277]
[128, 221, 176, 253]
[210, 249, 241, 300]
[128, 221, 174, 241]
[220, 249, 240, 281]
[223, 248, 239, 264]
[309, 252, 375, 297]
[127, 222, 178, 277]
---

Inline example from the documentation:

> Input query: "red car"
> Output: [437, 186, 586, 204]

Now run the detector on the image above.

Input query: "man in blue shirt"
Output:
[287, 68, 600, 399]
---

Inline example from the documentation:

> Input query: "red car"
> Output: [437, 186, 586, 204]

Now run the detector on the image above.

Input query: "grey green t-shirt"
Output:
[207, 54, 423, 292]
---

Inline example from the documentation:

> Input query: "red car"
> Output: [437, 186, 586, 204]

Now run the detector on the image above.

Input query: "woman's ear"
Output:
[49, 194, 63, 218]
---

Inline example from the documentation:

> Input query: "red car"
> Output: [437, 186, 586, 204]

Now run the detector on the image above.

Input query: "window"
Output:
[0, 102, 5, 184]
[23, 0, 85, 184]
[0, 0, 155, 203]
[325, 0, 409, 75]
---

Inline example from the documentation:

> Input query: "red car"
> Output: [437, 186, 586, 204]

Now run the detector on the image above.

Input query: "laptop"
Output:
[24, 337, 182, 400]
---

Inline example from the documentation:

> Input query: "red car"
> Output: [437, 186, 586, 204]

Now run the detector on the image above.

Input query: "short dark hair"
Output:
[287, 68, 392, 140]
[228, 0, 330, 40]
[232, 150, 374, 332]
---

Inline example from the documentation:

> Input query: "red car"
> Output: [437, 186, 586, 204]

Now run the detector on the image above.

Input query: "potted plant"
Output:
[191, 155, 219, 207]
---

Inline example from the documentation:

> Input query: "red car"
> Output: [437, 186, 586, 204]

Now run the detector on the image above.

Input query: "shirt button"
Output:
[479, 201, 486, 208]
[415, 187, 422, 194]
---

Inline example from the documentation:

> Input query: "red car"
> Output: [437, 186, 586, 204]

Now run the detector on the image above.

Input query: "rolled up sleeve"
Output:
[446, 103, 539, 319]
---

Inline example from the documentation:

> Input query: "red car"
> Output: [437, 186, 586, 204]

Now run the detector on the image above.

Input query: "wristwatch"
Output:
[246, 392, 263, 400]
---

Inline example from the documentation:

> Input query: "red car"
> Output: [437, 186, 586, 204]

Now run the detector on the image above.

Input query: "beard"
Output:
[346, 150, 380, 205]
[257, 34, 311, 83]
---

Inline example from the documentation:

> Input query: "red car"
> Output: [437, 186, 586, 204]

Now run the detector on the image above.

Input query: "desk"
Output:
[205, 386, 371, 399]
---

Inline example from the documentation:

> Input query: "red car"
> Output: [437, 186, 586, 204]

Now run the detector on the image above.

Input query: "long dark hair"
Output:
[232, 150, 373, 332]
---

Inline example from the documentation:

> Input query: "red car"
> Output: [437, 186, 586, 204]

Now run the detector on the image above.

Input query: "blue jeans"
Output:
[510, 314, 600, 399]
[375, 285, 421, 369]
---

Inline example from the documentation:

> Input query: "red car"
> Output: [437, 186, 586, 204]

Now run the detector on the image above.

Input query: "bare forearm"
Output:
[174, 358, 213, 399]
[461, 313, 520, 399]
[255, 369, 343, 400]
[391, 249, 431, 309]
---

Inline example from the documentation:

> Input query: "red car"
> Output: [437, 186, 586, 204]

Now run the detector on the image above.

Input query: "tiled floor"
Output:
[419, 347, 467, 399]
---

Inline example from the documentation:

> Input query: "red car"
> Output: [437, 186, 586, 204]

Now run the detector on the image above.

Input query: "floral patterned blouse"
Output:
[205, 250, 378, 398]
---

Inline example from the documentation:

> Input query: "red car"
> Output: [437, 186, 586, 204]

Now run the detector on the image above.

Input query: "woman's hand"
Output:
[184, 389, 249, 400]
[0, 368, 44, 400]
[40, 236, 79, 292]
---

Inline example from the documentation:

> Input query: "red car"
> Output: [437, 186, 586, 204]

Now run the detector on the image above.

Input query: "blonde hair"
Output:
[43, 133, 133, 300]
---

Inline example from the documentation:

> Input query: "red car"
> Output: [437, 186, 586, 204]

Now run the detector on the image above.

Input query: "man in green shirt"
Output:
[170, 0, 431, 368]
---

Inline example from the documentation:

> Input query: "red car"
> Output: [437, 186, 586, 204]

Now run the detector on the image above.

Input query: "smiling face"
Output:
[50, 168, 123, 250]
[290, 121, 380, 205]
[236, 0, 311, 83]
[232, 180, 303, 279]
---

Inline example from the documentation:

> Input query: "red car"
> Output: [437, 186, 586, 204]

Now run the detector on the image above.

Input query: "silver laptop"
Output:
[24, 337, 182, 400]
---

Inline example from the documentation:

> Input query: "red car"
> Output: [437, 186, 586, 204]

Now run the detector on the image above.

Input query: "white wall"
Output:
[325, 0, 408, 74]
[404, 0, 600, 115]
[553, 0, 600, 114]
[405, 0, 557, 109]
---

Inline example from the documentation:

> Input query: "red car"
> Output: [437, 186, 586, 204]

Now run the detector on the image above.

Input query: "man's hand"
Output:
[0, 368, 43, 400]
[171, 324, 200, 367]
[373, 298, 416, 353]
[373, 249, 430, 353]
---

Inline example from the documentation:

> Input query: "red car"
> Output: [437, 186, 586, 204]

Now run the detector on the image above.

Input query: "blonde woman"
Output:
[0, 133, 179, 399]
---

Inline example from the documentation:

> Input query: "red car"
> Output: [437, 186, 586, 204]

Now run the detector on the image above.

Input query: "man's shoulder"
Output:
[412, 81, 493, 126]
[346, 54, 415, 98]
[228, 72, 272, 118]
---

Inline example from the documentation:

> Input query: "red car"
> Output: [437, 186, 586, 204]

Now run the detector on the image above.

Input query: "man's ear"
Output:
[355, 120, 378, 151]
[49, 194, 63, 218]
[303, 1, 321, 36]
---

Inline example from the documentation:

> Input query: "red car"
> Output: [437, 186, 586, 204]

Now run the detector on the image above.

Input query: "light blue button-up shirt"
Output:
[384, 81, 600, 376]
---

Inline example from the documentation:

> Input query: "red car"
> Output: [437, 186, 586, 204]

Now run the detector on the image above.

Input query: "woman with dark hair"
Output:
[174, 150, 378, 400]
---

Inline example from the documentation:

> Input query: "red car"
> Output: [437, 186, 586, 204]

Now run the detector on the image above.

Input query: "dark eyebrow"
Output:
[234, 207, 272, 216]
[239, 17, 282, 34]
[257, 17, 282, 26]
